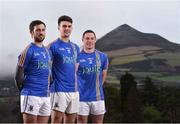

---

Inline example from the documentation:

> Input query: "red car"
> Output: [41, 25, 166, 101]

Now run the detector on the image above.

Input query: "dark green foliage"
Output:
[157, 87, 180, 122]
[104, 85, 122, 122]
[0, 97, 22, 123]
[141, 76, 159, 106]
[120, 72, 142, 122]
[141, 106, 162, 122]
[120, 72, 137, 112]
[1, 76, 180, 123]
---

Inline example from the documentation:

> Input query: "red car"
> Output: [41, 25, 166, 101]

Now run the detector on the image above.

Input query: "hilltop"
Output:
[96, 24, 180, 85]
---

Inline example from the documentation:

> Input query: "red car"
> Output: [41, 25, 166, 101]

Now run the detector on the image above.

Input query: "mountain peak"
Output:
[96, 24, 179, 51]
[106, 24, 140, 36]
[115, 24, 139, 32]
[118, 24, 132, 29]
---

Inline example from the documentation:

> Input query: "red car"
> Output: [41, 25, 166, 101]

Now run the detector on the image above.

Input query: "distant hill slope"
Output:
[96, 24, 180, 85]
[96, 24, 180, 52]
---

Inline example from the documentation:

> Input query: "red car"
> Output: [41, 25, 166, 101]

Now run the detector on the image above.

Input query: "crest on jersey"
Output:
[29, 105, 34, 111]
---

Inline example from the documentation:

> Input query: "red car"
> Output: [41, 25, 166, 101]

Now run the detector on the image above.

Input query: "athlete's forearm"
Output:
[15, 66, 24, 91]
[102, 70, 107, 85]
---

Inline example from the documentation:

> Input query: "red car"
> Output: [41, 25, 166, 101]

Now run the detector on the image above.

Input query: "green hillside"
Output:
[107, 50, 180, 84]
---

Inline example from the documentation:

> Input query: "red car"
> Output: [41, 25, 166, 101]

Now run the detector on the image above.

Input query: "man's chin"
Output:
[86, 47, 94, 49]
[64, 34, 70, 38]
[35, 40, 43, 43]
[35, 38, 44, 43]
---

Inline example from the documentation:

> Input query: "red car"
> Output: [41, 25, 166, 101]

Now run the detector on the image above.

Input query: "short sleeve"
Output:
[75, 44, 80, 63]
[48, 43, 55, 61]
[17, 45, 32, 68]
[102, 53, 109, 70]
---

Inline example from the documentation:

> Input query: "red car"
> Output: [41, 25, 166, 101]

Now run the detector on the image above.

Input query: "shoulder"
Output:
[18, 44, 33, 66]
[95, 50, 108, 58]
[46, 39, 58, 49]
[21, 43, 33, 55]
[70, 42, 79, 48]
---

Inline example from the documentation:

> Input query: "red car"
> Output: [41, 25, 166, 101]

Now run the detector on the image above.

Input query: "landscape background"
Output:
[0, 0, 180, 122]
[1, 24, 180, 122]
[98, 24, 180, 87]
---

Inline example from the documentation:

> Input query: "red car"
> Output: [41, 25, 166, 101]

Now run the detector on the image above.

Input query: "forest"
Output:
[1, 72, 180, 123]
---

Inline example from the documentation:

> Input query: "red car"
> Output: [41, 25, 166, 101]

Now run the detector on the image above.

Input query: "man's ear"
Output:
[30, 31, 33, 38]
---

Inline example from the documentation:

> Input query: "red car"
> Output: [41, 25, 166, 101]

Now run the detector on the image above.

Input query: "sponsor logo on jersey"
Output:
[59, 48, 65, 51]
[34, 53, 40, 56]
[63, 55, 76, 64]
[82, 65, 100, 74]
[79, 59, 86, 63]
[41, 52, 46, 58]
[38, 61, 49, 69]
[66, 47, 71, 54]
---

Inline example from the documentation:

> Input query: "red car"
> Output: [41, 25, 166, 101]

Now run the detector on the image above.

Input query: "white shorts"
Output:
[21, 95, 51, 116]
[78, 100, 106, 116]
[51, 92, 79, 114]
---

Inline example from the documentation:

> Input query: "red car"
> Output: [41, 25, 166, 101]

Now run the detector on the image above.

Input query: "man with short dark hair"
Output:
[15, 20, 51, 123]
[48, 15, 79, 123]
[77, 30, 109, 123]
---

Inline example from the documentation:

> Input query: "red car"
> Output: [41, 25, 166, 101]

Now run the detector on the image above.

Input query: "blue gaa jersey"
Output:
[48, 38, 79, 92]
[78, 49, 108, 102]
[18, 43, 51, 97]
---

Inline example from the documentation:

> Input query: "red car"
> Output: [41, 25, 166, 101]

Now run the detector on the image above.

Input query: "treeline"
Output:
[1, 74, 180, 123]
[104, 72, 180, 123]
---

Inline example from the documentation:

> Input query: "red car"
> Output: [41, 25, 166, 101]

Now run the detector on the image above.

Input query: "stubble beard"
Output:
[34, 35, 45, 43]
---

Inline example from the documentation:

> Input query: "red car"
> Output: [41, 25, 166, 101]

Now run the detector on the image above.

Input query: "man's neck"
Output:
[84, 47, 95, 53]
[60, 36, 69, 43]
[34, 41, 43, 47]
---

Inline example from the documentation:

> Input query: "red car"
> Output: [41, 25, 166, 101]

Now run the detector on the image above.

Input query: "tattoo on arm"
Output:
[15, 66, 24, 91]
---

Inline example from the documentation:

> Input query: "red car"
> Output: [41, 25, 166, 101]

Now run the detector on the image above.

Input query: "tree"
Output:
[126, 86, 142, 122]
[142, 76, 159, 106]
[158, 87, 180, 122]
[142, 106, 162, 122]
[104, 85, 122, 122]
[120, 72, 141, 122]
[120, 72, 137, 112]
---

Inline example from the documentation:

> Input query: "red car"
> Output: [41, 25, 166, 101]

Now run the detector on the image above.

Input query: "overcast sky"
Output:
[0, 0, 179, 78]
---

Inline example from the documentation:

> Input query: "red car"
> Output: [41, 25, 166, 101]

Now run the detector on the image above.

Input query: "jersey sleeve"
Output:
[102, 53, 109, 70]
[76, 44, 80, 54]
[17, 45, 32, 69]
[48, 43, 55, 61]
[76, 44, 80, 63]
[45, 47, 53, 61]
[77, 52, 81, 63]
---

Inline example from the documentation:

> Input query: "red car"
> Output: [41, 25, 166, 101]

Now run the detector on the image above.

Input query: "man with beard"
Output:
[15, 20, 51, 123]
[77, 30, 109, 123]
[48, 15, 79, 123]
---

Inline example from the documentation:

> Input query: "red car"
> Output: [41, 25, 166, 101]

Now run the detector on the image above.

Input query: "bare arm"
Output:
[15, 65, 24, 91]
[75, 63, 79, 72]
[102, 70, 108, 85]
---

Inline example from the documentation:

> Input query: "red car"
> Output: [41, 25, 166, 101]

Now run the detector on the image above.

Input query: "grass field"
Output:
[130, 72, 163, 78]
[106, 74, 120, 84]
[148, 52, 180, 67]
[153, 75, 180, 82]
[111, 54, 146, 65]
[123, 71, 180, 82]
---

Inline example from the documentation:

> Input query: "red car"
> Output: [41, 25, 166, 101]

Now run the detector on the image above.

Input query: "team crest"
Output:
[41, 52, 46, 58]
[29, 105, 34, 111]
[54, 102, 59, 108]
